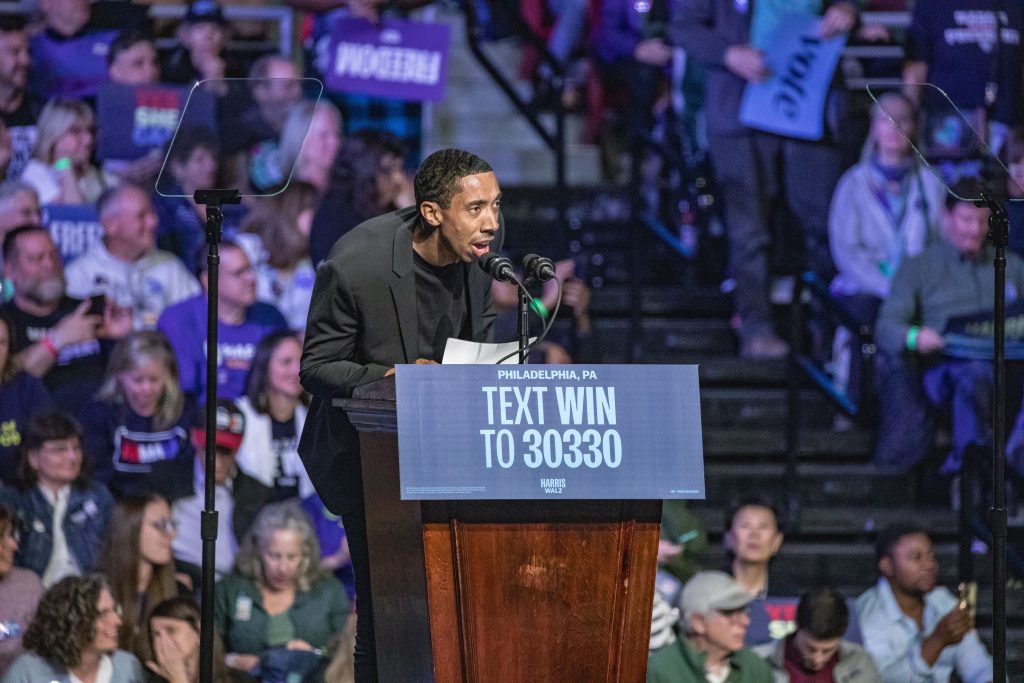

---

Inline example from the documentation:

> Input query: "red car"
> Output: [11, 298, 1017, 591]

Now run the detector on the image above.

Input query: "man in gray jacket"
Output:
[755, 588, 880, 683]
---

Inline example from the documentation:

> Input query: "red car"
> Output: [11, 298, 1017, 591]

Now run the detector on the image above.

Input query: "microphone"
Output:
[523, 253, 556, 282]
[478, 252, 515, 282]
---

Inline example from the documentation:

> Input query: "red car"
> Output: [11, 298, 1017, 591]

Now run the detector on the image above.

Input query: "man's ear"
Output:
[690, 613, 707, 637]
[419, 200, 443, 228]
[879, 555, 894, 579]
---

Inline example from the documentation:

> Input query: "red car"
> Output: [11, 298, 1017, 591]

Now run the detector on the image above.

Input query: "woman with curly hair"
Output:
[99, 494, 181, 660]
[142, 597, 231, 683]
[2, 574, 143, 682]
[214, 500, 350, 677]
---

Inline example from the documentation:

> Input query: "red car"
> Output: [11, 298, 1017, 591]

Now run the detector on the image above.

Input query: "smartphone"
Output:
[957, 581, 977, 617]
[87, 294, 105, 316]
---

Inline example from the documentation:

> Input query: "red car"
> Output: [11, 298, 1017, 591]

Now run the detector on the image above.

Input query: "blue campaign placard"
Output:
[41, 204, 103, 263]
[96, 83, 217, 161]
[739, 14, 847, 141]
[395, 364, 705, 500]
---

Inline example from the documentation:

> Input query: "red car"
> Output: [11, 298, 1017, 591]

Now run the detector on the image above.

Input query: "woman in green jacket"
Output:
[214, 501, 351, 680]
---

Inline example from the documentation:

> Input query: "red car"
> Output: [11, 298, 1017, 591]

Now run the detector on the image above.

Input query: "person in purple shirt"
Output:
[29, 0, 117, 100]
[157, 240, 287, 402]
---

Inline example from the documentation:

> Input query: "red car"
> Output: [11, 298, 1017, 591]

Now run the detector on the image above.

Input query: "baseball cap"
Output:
[680, 571, 754, 620]
[183, 0, 227, 26]
[191, 399, 245, 452]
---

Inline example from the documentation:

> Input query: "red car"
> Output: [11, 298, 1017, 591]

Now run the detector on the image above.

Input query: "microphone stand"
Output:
[194, 188, 241, 683]
[517, 277, 533, 365]
[980, 191, 1007, 682]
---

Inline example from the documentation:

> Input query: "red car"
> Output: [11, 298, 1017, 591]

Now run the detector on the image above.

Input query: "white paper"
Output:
[442, 337, 536, 365]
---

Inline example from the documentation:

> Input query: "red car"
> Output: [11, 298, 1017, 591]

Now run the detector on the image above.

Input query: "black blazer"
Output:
[298, 206, 496, 514]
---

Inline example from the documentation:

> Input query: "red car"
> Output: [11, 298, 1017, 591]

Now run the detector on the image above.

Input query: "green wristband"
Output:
[529, 297, 549, 319]
[907, 326, 920, 351]
[52, 157, 72, 172]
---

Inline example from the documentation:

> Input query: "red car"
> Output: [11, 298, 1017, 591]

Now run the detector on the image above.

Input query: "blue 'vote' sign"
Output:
[396, 364, 704, 500]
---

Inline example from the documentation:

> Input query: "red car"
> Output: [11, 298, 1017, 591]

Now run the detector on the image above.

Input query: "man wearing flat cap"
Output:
[648, 570, 773, 682]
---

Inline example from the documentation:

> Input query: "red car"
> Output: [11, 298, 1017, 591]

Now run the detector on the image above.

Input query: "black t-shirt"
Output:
[78, 398, 195, 503]
[1, 296, 106, 413]
[906, 0, 1024, 125]
[414, 253, 469, 361]
[270, 415, 300, 501]
[1, 95, 42, 179]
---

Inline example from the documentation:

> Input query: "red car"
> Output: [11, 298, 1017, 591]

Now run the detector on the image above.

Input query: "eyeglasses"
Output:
[0, 527, 18, 543]
[97, 604, 123, 620]
[148, 518, 178, 534]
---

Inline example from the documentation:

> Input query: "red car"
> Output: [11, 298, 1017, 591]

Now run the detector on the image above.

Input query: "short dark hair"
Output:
[0, 14, 27, 33]
[167, 125, 219, 165]
[796, 588, 849, 640]
[2, 224, 49, 263]
[413, 148, 492, 209]
[874, 521, 930, 563]
[194, 238, 243, 277]
[945, 177, 986, 210]
[107, 28, 153, 66]
[16, 411, 87, 490]
[725, 496, 782, 533]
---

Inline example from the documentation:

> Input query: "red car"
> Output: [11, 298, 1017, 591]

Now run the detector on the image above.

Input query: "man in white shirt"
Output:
[64, 183, 199, 329]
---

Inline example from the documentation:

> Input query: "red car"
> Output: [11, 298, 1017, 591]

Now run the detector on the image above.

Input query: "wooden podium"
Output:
[339, 377, 662, 682]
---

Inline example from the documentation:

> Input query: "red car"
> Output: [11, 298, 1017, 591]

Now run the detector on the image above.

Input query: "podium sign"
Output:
[396, 364, 704, 500]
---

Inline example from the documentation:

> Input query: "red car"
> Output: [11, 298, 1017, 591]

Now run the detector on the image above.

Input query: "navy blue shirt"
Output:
[0, 372, 53, 484]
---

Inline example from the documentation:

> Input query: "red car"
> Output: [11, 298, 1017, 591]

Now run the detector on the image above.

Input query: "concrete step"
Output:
[702, 463, 915, 508]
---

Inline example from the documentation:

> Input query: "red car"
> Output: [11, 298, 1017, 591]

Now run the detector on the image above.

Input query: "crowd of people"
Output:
[648, 500, 994, 682]
[0, 0, 1015, 680]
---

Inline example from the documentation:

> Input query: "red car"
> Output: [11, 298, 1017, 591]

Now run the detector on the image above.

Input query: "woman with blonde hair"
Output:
[99, 493, 181, 660]
[279, 100, 343, 193]
[827, 90, 945, 397]
[237, 180, 321, 331]
[20, 98, 108, 205]
[215, 500, 350, 678]
[79, 331, 195, 502]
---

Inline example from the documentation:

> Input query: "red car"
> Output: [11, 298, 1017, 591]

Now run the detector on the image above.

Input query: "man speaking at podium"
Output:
[298, 148, 500, 681]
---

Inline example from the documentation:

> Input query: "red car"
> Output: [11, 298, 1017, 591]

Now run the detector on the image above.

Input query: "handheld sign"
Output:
[325, 17, 450, 102]
[739, 14, 847, 141]
[41, 204, 103, 263]
[396, 364, 705, 500]
[943, 299, 1024, 360]
[97, 83, 216, 161]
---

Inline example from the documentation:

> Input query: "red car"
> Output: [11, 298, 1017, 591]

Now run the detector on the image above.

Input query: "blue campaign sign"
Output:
[96, 83, 217, 161]
[395, 364, 704, 500]
[41, 204, 103, 263]
[739, 14, 847, 141]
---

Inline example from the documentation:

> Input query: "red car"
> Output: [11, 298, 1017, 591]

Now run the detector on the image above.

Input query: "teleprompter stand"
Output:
[195, 188, 242, 683]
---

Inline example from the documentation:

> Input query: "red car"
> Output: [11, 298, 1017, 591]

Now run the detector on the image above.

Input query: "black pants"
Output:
[340, 458, 378, 682]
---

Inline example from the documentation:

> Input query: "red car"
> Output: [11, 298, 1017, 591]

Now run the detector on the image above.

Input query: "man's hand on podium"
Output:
[385, 358, 439, 377]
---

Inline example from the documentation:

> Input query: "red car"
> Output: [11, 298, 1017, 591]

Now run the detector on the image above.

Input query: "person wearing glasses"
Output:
[2, 411, 113, 587]
[157, 240, 288, 403]
[0, 503, 43, 677]
[647, 571, 772, 683]
[99, 494, 182, 660]
[1, 574, 143, 683]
